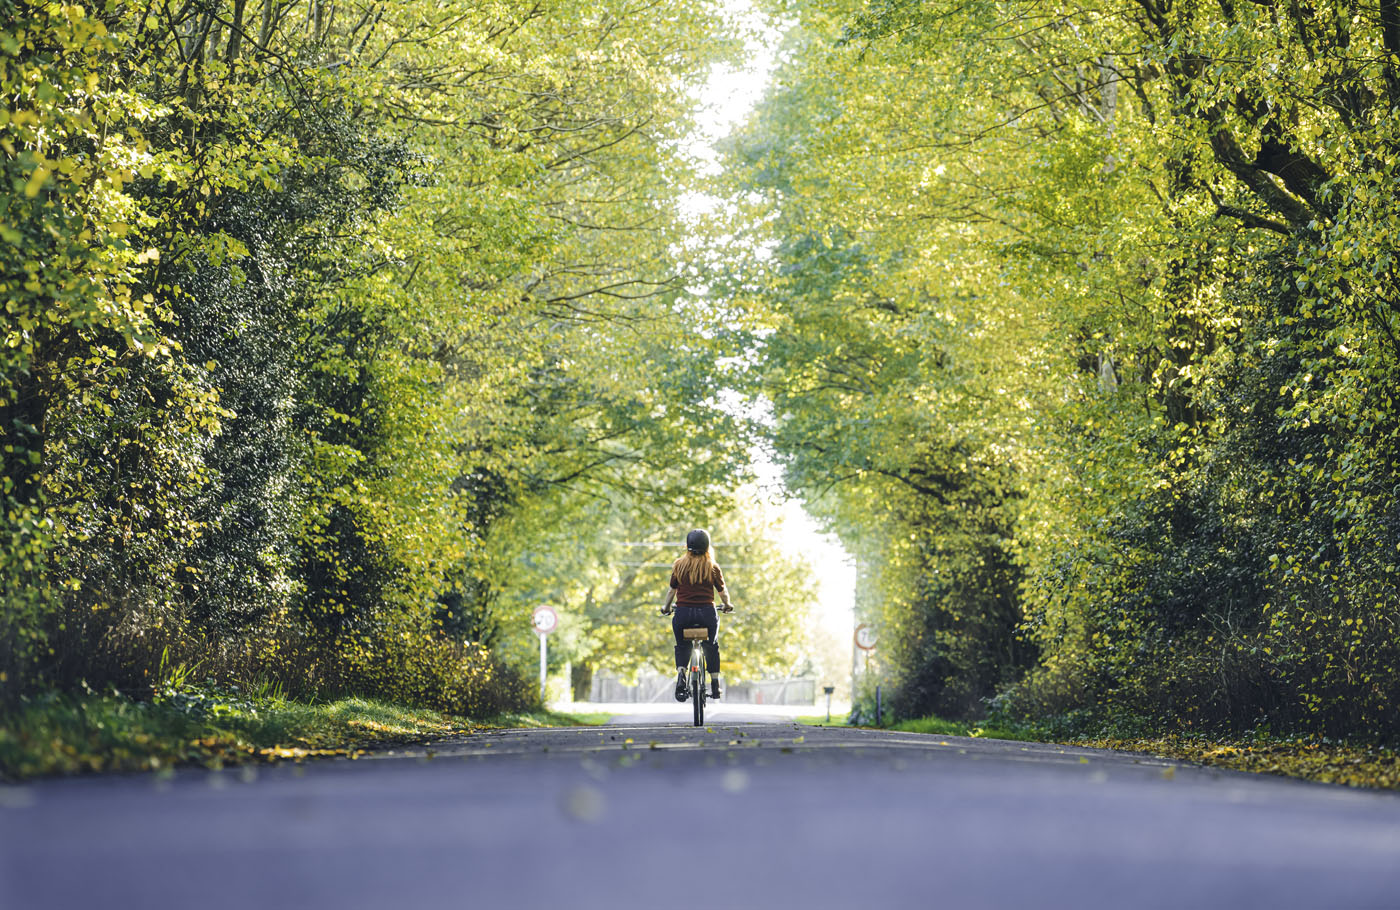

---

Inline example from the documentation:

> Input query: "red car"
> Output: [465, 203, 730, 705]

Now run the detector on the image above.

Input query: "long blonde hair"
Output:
[674, 549, 718, 586]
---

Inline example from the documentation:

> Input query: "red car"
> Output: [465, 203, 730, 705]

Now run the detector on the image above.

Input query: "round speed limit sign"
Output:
[532, 605, 558, 635]
[854, 623, 878, 651]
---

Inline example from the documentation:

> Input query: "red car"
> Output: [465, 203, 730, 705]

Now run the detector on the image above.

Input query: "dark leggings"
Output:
[672, 605, 720, 674]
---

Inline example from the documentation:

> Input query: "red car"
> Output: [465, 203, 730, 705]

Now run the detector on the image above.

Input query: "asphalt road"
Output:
[4, 708, 1400, 909]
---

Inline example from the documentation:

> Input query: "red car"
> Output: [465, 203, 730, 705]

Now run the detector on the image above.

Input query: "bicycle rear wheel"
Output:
[691, 662, 705, 726]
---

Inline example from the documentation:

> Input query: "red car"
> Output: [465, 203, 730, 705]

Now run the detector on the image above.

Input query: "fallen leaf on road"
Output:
[560, 785, 605, 823]
[722, 769, 749, 792]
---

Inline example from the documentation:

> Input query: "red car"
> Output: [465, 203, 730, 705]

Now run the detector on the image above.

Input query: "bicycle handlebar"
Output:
[660, 605, 735, 615]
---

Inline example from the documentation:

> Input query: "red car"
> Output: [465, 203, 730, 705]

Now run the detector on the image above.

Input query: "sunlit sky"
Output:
[687, 2, 858, 652]
[747, 461, 858, 651]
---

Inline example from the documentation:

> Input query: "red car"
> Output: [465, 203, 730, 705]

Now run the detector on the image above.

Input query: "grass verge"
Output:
[886, 715, 1044, 742]
[795, 708, 1047, 739]
[1068, 734, 1400, 789]
[797, 710, 1042, 742]
[825, 711, 1400, 789]
[0, 690, 605, 781]
[794, 713, 849, 726]
[533, 710, 615, 727]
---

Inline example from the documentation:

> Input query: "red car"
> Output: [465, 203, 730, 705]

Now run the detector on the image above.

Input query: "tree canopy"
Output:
[8, 0, 1400, 743]
[720, 0, 1400, 739]
[1, 0, 812, 712]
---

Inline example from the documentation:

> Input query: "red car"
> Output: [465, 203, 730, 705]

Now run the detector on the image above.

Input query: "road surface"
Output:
[3, 708, 1399, 909]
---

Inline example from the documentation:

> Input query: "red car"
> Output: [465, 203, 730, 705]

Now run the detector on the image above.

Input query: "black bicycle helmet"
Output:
[685, 528, 710, 555]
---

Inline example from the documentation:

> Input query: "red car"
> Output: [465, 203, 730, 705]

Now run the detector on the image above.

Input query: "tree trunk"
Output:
[226, 0, 248, 63]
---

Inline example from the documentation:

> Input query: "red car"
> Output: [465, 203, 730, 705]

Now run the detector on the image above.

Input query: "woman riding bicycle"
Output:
[660, 528, 733, 701]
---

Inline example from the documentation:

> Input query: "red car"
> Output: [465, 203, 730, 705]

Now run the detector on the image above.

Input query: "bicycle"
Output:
[681, 627, 710, 727]
[662, 603, 732, 726]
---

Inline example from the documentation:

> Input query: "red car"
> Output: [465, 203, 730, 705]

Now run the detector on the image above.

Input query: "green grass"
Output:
[0, 689, 607, 781]
[483, 708, 613, 728]
[838, 712, 1400, 789]
[793, 711, 1038, 741]
[794, 710, 1039, 741]
[795, 713, 849, 726]
[887, 715, 1044, 742]
[540, 710, 614, 726]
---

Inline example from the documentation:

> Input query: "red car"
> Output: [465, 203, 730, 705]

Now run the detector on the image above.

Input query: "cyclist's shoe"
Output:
[709, 679, 721, 700]
[674, 668, 688, 702]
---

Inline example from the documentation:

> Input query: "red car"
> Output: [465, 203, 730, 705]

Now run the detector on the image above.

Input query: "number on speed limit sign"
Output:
[532, 605, 558, 635]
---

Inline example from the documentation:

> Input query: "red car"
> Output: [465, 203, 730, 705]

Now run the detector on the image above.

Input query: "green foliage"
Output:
[723, 7, 1041, 721]
[1, 0, 758, 722]
[725, 0, 1400, 743]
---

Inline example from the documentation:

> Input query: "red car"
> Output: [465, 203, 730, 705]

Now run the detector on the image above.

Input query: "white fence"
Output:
[588, 671, 817, 706]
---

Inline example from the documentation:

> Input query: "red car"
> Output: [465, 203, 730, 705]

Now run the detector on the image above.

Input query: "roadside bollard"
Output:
[823, 685, 835, 723]
[876, 684, 882, 727]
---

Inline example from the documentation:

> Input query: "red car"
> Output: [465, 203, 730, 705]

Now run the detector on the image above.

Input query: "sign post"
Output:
[532, 605, 558, 704]
[854, 623, 878, 723]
